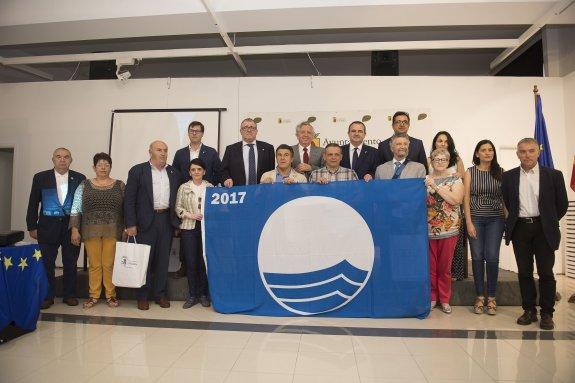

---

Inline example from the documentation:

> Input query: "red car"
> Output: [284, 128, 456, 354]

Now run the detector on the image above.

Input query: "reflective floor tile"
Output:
[295, 351, 358, 376]
[192, 330, 252, 348]
[157, 367, 228, 383]
[232, 349, 298, 374]
[300, 334, 354, 353]
[86, 364, 166, 383]
[352, 336, 411, 355]
[225, 371, 293, 383]
[243, 332, 301, 351]
[171, 345, 242, 371]
[117, 343, 190, 367]
[17, 359, 108, 383]
[355, 354, 425, 380]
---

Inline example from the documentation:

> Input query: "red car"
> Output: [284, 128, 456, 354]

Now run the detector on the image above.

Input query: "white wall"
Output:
[0, 75, 570, 272]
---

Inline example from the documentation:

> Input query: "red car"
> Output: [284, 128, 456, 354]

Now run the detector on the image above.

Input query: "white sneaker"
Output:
[441, 303, 452, 314]
[430, 300, 436, 310]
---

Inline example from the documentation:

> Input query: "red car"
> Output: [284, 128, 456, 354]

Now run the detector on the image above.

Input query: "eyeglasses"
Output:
[241, 126, 257, 132]
[433, 158, 448, 163]
[393, 120, 409, 126]
[188, 130, 203, 135]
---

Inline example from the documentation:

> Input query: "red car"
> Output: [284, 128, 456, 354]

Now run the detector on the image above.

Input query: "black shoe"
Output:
[517, 310, 538, 325]
[63, 297, 79, 306]
[183, 297, 199, 309]
[41, 299, 54, 310]
[174, 265, 187, 279]
[540, 313, 554, 330]
[199, 295, 211, 307]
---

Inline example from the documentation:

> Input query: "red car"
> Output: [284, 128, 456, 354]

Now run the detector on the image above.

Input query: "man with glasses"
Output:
[377, 111, 428, 173]
[221, 118, 275, 187]
[375, 133, 426, 179]
[172, 121, 221, 278]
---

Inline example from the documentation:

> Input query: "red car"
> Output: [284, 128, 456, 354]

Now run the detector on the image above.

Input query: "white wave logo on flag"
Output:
[258, 196, 374, 315]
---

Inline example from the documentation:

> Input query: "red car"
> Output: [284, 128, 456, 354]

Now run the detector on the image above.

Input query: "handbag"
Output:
[112, 236, 151, 288]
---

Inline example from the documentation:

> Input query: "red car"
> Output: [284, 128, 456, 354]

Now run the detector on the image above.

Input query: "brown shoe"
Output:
[173, 265, 187, 279]
[540, 313, 555, 330]
[63, 298, 79, 306]
[155, 297, 171, 308]
[137, 300, 149, 310]
[41, 299, 54, 310]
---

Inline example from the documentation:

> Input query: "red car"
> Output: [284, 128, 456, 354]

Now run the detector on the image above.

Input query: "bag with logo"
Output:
[112, 236, 151, 288]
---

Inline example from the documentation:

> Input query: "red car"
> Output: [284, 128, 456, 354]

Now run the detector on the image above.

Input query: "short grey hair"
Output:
[295, 121, 314, 134]
[517, 137, 539, 147]
[241, 118, 257, 128]
[430, 148, 450, 160]
[389, 133, 410, 145]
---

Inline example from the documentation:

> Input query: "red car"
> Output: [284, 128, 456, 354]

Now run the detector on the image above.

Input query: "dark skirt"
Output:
[451, 212, 468, 280]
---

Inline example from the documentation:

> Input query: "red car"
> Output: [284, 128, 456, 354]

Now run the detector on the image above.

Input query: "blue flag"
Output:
[0, 252, 11, 329]
[0, 244, 48, 330]
[534, 94, 554, 168]
[205, 179, 430, 318]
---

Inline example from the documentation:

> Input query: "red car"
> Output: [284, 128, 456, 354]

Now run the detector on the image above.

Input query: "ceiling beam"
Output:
[0, 58, 54, 80]
[0, 39, 517, 67]
[200, 0, 247, 74]
[490, 0, 575, 70]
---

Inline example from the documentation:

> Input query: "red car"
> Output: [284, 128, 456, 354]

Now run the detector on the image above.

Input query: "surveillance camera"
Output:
[116, 70, 131, 81]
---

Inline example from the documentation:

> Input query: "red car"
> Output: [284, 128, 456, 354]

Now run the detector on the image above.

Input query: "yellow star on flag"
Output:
[3, 256, 12, 270]
[32, 249, 42, 262]
[18, 257, 28, 271]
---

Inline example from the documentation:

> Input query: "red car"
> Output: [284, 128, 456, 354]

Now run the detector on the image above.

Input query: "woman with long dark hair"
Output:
[463, 140, 505, 315]
[429, 131, 467, 281]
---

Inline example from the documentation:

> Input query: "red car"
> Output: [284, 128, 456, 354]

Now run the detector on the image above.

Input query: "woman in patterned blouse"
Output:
[70, 153, 125, 309]
[425, 148, 464, 314]
[175, 158, 213, 309]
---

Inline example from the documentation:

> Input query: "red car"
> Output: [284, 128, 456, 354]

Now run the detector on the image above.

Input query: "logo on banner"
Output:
[258, 196, 374, 315]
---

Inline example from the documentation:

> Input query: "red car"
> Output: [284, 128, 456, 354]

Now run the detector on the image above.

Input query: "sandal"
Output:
[486, 297, 497, 315]
[107, 297, 119, 308]
[474, 296, 485, 314]
[83, 298, 98, 309]
[441, 303, 452, 314]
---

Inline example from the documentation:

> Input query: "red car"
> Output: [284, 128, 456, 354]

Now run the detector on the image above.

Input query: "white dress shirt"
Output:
[349, 144, 363, 168]
[54, 170, 69, 205]
[518, 163, 540, 217]
[189, 143, 202, 161]
[150, 163, 170, 209]
[242, 141, 258, 182]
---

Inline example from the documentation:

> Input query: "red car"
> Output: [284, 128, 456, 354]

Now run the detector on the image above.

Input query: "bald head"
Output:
[149, 140, 168, 168]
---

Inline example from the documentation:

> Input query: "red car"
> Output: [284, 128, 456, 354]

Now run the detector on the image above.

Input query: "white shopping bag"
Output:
[112, 236, 151, 288]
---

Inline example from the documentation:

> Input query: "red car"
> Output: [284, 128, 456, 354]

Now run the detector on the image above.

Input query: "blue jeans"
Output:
[468, 216, 505, 297]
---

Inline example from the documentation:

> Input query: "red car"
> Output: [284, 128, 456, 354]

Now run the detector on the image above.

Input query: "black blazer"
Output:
[220, 140, 275, 185]
[501, 166, 568, 250]
[26, 169, 86, 244]
[340, 144, 379, 179]
[124, 162, 181, 232]
[377, 136, 428, 173]
[172, 144, 221, 185]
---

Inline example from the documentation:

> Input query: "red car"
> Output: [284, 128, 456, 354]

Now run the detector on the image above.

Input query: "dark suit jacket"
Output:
[172, 144, 221, 185]
[124, 162, 181, 232]
[377, 136, 428, 173]
[501, 165, 568, 250]
[220, 140, 275, 185]
[340, 144, 379, 179]
[26, 169, 86, 244]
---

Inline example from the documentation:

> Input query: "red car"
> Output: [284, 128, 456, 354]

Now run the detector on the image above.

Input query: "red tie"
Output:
[303, 147, 309, 164]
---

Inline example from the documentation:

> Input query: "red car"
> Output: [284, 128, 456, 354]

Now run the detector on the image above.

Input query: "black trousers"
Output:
[181, 222, 208, 298]
[511, 220, 556, 315]
[39, 219, 81, 300]
[136, 212, 173, 300]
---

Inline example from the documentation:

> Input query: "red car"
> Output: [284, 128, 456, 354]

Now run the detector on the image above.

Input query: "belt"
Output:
[154, 208, 169, 214]
[518, 217, 540, 223]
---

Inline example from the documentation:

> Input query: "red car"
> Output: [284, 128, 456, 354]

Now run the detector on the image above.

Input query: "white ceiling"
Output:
[0, 0, 573, 82]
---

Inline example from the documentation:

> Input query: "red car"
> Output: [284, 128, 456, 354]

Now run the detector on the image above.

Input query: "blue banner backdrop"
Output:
[205, 179, 430, 318]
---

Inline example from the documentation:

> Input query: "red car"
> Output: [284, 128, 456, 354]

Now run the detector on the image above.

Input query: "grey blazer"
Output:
[375, 160, 426, 180]
[291, 144, 324, 179]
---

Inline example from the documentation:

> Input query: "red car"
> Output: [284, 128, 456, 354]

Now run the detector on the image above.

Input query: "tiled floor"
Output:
[1, 276, 575, 383]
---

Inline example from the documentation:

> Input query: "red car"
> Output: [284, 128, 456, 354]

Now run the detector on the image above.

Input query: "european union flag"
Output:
[0, 245, 48, 330]
[534, 94, 554, 169]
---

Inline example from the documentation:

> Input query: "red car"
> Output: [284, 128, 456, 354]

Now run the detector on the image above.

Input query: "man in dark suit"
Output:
[221, 118, 275, 187]
[26, 147, 86, 309]
[172, 121, 221, 185]
[502, 138, 568, 330]
[377, 111, 428, 173]
[340, 121, 379, 181]
[291, 121, 324, 180]
[172, 121, 221, 278]
[125, 141, 181, 310]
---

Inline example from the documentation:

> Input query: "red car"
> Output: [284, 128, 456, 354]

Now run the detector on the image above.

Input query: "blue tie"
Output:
[248, 144, 256, 185]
